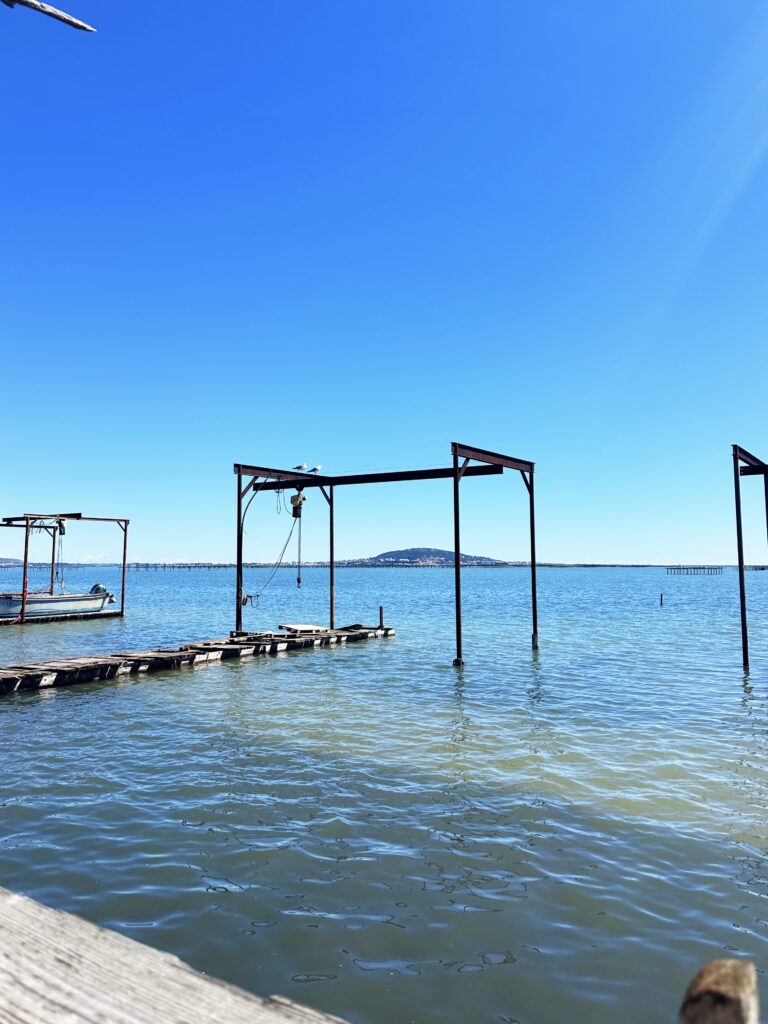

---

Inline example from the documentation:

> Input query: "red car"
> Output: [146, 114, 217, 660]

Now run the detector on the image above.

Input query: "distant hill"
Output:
[356, 547, 505, 567]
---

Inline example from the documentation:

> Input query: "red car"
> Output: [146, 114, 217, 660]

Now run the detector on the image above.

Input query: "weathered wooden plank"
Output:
[0, 886, 348, 1023]
[0, 624, 396, 699]
[680, 959, 759, 1024]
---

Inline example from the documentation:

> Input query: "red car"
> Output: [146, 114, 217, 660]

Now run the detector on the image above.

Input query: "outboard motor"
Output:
[89, 583, 107, 595]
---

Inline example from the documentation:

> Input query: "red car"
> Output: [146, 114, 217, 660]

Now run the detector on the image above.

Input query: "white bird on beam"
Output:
[1, 0, 96, 32]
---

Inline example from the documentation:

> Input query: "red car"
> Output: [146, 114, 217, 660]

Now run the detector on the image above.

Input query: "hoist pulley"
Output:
[290, 492, 306, 518]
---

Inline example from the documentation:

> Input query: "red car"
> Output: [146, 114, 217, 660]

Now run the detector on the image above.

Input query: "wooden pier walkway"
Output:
[665, 565, 723, 575]
[0, 886, 347, 1023]
[0, 623, 395, 698]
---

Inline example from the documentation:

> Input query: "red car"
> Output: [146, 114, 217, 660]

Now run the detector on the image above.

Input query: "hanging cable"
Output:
[242, 518, 297, 608]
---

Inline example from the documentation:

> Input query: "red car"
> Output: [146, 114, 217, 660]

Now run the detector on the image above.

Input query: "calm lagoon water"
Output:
[2, 565, 768, 1023]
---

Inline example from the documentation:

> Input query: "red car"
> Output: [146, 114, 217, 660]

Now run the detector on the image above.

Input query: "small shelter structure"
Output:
[233, 442, 538, 666]
[0, 513, 129, 624]
[732, 445, 768, 670]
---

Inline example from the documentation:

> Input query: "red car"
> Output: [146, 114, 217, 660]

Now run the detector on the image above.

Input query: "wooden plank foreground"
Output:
[0, 624, 395, 698]
[0, 886, 758, 1024]
[0, 886, 347, 1024]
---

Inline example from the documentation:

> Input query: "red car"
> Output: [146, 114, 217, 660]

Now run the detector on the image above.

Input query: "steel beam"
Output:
[452, 441, 534, 474]
[734, 445, 766, 468]
[253, 463, 503, 492]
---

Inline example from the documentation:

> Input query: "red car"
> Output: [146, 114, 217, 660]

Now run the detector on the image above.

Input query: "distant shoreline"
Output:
[1, 561, 748, 570]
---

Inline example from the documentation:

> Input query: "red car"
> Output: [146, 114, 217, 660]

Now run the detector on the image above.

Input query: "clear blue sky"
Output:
[3, 1, 767, 564]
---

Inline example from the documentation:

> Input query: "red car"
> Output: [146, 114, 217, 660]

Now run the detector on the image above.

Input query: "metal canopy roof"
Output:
[233, 441, 538, 665]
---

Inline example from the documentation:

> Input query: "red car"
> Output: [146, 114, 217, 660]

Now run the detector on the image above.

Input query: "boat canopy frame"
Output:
[732, 445, 768, 670]
[0, 513, 129, 623]
[233, 441, 538, 666]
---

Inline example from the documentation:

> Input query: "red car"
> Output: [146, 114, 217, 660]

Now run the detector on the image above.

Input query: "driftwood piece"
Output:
[680, 959, 759, 1024]
[1, 0, 96, 31]
[0, 886, 348, 1023]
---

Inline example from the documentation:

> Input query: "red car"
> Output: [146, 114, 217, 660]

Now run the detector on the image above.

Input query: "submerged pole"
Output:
[236, 470, 244, 633]
[329, 485, 335, 629]
[120, 521, 128, 617]
[49, 526, 56, 594]
[452, 447, 464, 667]
[528, 470, 539, 650]
[20, 519, 30, 624]
[733, 446, 749, 671]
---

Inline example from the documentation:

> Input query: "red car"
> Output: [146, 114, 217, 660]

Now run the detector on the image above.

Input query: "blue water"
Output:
[2, 565, 768, 1023]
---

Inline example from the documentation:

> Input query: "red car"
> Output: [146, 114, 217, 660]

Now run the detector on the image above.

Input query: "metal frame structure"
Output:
[0, 513, 129, 623]
[732, 445, 768, 670]
[233, 442, 538, 666]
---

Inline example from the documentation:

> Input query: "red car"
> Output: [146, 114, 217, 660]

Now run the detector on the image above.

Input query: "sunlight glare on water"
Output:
[2, 565, 768, 1023]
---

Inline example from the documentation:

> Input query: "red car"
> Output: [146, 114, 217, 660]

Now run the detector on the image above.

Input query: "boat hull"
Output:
[0, 591, 114, 619]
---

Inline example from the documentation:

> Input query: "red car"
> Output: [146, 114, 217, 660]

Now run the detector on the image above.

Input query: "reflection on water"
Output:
[2, 566, 768, 1023]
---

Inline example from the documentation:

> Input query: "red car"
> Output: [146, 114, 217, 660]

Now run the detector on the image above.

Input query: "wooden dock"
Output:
[0, 886, 347, 1023]
[665, 565, 723, 575]
[0, 623, 395, 698]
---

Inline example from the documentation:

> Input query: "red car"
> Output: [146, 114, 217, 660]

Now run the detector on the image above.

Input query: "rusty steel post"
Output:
[49, 526, 57, 594]
[528, 471, 539, 650]
[452, 447, 464, 667]
[236, 470, 244, 633]
[120, 521, 128, 617]
[329, 485, 335, 629]
[733, 446, 749, 671]
[20, 519, 30, 624]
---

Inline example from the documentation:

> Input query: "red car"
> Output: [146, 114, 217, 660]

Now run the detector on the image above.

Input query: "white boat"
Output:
[0, 584, 115, 620]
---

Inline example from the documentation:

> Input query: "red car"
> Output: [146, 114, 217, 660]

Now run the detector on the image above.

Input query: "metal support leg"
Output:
[236, 471, 244, 633]
[49, 527, 57, 594]
[452, 448, 464, 667]
[733, 446, 749, 671]
[528, 471, 539, 650]
[329, 485, 335, 629]
[21, 521, 30, 624]
[120, 521, 128, 617]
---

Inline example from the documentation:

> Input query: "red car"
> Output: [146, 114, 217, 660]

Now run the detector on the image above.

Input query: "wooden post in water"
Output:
[680, 959, 758, 1024]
